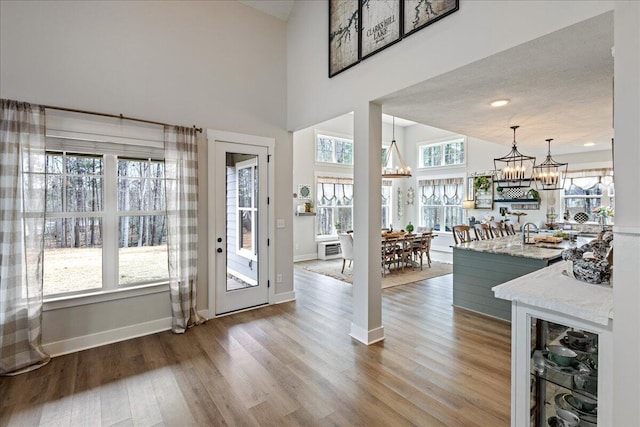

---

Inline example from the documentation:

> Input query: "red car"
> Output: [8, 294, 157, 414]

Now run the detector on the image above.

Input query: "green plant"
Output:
[473, 176, 491, 191]
[405, 222, 414, 233]
[528, 188, 541, 202]
[334, 221, 342, 229]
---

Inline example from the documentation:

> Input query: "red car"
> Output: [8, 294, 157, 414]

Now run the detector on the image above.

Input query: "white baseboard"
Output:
[274, 291, 296, 304]
[350, 323, 385, 345]
[293, 253, 318, 262]
[42, 317, 172, 357]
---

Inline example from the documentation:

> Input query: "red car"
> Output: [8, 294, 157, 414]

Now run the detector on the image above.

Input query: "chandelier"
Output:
[494, 125, 536, 188]
[382, 116, 411, 178]
[533, 138, 568, 191]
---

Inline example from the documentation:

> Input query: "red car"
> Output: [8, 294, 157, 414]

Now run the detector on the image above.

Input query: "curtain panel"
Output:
[164, 126, 205, 333]
[0, 99, 50, 375]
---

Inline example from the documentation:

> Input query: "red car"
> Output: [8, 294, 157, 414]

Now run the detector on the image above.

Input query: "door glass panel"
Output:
[226, 153, 259, 291]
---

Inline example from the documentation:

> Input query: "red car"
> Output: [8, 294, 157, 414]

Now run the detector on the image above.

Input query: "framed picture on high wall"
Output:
[329, 0, 360, 77]
[403, 0, 459, 38]
[360, 0, 402, 59]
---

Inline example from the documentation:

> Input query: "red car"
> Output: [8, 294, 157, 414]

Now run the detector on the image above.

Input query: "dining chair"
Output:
[474, 223, 493, 240]
[452, 225, 472, 245]
[338, 233, 354, 274]
[489, 221, 505, 238]
[412, 232, 432, 269]
[504, 223, 516, 235]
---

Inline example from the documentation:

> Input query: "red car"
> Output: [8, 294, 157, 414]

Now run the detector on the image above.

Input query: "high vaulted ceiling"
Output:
[377, 12, 614, 156]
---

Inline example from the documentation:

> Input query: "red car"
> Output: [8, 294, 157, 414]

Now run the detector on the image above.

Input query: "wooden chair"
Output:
[452, 225, 472, 245]
[338, 233, 354, 274]
[489, 221, 505, 238]
[411, 232, 432, 269]
[473, 223, 493, 240]
[381, 237, 400, 276]
[504, 223, 516, 235]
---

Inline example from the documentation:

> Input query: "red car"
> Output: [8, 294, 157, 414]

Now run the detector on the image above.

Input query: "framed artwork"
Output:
[360, 0, 402, 59]
[403, 0, 459, 38]
[329, 0, 360, 77]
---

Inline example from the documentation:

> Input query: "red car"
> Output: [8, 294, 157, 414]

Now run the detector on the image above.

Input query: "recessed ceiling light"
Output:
[584, 142, 595, 147]
[490, 99, 510, 107]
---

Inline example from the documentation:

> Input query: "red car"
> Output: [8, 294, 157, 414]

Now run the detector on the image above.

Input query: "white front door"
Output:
[211, 138, 270, 315]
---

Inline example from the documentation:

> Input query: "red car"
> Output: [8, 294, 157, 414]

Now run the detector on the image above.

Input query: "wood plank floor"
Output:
[0, 268, 511, 427]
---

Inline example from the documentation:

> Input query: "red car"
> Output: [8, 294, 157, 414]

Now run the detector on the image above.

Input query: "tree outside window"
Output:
[419, 138, 465, 168]
[419, 177, 464, 232]
[316, 134, 353, 165]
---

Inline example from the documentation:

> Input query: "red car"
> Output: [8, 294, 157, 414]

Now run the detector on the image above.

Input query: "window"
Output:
[418, 138, 465, 168]
[43, 152, 168, 297]
[562, 169, 614, 222]
[317, 177, 353, 236]
[236, 158, 258, 259]
[316, 134, 353, 165]
[418, 177, 464, 232]
[381, 180, 392, 229]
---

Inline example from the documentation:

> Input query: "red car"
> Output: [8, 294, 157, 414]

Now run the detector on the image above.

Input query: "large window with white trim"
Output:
[562, 169, 614, 222]
[317, 176, 353, 236]
[418, 138, 465, 168]
[418, 177, 464, 231]
[43, 151, 169, 296]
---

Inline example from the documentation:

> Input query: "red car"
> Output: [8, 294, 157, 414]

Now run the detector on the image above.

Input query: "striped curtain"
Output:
[0, 99, 50, 375]
[164, 126, 204, 333]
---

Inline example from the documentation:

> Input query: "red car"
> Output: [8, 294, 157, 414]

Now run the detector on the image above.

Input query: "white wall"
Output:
[0, 0, 293, 351]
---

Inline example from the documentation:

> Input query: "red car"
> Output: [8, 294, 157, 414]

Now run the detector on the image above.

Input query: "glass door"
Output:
[214, 141, 269, 315]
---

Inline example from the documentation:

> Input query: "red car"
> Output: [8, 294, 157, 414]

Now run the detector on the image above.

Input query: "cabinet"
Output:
[511, 302, 612, 427]
[493, 263, 613, 427]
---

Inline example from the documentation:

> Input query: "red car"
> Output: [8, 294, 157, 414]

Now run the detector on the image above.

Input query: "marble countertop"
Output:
[493, 262, 613, 325]
[452, 234, 592, 261]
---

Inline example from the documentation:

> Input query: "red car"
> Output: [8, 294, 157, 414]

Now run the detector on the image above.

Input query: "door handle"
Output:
[217, 248, 223, 253]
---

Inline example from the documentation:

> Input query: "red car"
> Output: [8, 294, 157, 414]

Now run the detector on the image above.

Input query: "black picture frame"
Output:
[360, 0, 402, 60]
[403, 0, 459, 38]
[329, 0, 360, 77]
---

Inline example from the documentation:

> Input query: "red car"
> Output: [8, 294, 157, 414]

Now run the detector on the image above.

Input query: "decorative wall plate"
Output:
[297, 184, 312, 200]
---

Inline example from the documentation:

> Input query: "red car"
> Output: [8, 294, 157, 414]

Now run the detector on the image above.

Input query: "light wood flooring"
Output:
[0, 268, 511, 427]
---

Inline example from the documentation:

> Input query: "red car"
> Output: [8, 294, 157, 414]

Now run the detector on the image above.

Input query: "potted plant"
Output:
[334, 221, 342, 232]
[528, 188, 541, 203]
[405, 222, 414, 234]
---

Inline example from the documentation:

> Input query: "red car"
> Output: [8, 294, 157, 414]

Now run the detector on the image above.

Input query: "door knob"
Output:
[217, 248, 223, 253]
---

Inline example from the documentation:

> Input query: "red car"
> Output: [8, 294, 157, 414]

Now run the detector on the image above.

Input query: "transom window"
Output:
[316, 134, 353, 165]
[418, 177, 464, 232]
[418, 138, 465, 168]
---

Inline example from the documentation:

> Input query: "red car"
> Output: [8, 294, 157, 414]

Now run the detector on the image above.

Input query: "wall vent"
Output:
[317, 241, 342, 260]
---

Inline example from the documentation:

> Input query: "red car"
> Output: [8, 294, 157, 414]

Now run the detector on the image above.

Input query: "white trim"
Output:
[44, 281, 169, 311]
[293, 253, 318, 262]
[42, 316, 172, 357]
[314, 130, 354, 166]
[274, 291, 296, 304]
[349, 323, 385, 345]
[207, 129, 275, 316]
[613, 225, 640, 235]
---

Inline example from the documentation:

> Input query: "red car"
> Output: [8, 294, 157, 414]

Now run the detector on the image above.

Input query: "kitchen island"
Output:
[452, 234, 590, 321]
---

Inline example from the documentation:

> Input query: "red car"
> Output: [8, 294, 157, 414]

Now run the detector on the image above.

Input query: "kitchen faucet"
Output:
[522, 222, 539, 244]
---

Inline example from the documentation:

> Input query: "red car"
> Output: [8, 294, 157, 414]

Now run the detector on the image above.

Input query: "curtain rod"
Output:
[41, 104, 203, 133]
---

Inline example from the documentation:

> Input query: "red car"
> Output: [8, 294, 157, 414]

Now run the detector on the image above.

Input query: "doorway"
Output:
[208, 131, 272, 315]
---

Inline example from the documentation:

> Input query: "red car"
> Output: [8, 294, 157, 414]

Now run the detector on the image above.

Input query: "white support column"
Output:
[350, 102, 384, 345]
[613, 2, 640, 425]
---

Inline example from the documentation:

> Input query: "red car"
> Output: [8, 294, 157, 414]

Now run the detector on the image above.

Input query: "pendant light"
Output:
[494, 125, 536, 188]
[382, 116, 411, 178]
[533, 138, 568, 191]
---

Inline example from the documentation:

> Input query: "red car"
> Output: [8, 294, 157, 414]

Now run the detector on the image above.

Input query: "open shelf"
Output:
[295, 212, 316, 216]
